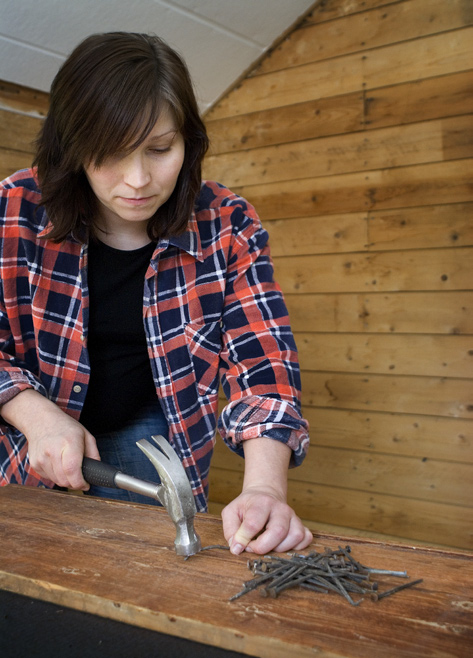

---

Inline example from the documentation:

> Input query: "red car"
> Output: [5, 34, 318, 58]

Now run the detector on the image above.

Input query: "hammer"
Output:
[82, 435, 201, 557]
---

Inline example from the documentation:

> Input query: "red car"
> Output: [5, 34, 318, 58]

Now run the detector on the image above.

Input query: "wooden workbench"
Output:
[0, 485, 471, 657]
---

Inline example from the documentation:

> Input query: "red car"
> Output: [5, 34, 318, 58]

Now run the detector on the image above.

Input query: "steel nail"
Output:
[377, 578, 424, 600]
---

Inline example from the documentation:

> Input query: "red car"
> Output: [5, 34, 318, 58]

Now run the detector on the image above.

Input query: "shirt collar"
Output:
[157, 211, 203, 262]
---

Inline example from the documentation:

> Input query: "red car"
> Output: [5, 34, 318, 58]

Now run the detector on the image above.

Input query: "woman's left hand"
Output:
[222, 485, 313, 555]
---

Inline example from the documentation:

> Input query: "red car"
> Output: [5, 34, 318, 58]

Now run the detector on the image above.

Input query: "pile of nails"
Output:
[229, 545, 423, 605]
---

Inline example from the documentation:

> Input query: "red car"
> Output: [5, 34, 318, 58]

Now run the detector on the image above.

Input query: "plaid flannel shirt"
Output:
[0, 169, 309, 511]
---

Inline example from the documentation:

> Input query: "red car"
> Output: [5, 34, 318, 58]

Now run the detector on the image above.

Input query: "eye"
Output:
[150, 146, 172, 155]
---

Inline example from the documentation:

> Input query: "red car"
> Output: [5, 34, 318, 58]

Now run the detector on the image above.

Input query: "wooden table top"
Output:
[0, 485, 472, 658]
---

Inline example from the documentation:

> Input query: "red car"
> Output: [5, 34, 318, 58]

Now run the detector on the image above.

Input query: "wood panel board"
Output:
[364, 70, 473, 131]
[205, 117, 471, 189]
[0, 109, 42, 153]
[206, 28, 473, 119]
[301, 407, 473, 462]
[266, 212, 368, 256]
[0, 80, 49, 116]
[0, 149, 34, 181]
[301, 370, 473, 419]
[1, 486, 472, 657]
[304, 0, 415, 25]
[295, 332, 473, 378]
[367, 202, 473, 251]
[208, 469, 473, 550]
[266, 203, 473, 257]
[205, 71, 473, 155]
[205, 91, 364, 154]
[285, 479, 473, 549]
[283, 291, 473, 334]
[273, 247, 473, 295]
[236, 159, 473, 219]
[255, 0, 470, 75]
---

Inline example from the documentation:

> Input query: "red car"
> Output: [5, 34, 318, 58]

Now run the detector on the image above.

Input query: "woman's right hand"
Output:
[0, 389, 100, 489]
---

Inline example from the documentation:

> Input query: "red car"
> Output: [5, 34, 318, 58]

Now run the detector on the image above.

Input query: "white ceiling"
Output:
[0, 0, 316, 113]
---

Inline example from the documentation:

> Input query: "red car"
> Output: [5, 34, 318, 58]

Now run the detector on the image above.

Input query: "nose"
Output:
[122, 153, 151, 189]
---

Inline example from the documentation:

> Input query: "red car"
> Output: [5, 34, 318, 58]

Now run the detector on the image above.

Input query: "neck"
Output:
[95, 223, 152, 251]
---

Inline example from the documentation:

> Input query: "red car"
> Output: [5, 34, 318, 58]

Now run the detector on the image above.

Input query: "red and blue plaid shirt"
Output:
[0, 169, 309, 511]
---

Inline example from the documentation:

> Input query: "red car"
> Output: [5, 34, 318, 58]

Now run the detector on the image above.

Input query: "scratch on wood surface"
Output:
[451, 600, 473, 611]
[405, 618, 467, 634]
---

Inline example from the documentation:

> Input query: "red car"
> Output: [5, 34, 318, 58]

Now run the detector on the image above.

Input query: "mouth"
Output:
[119, 196, 155, 206]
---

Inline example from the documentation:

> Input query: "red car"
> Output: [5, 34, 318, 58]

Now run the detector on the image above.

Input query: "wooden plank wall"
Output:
[203, 0, 473, 550]
[0, 80, 48, 180]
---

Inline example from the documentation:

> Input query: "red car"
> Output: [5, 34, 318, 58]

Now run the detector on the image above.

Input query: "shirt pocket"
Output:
[184, 320, 222, 398]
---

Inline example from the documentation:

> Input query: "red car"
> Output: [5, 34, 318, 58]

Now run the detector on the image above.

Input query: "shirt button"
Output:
[73, 384, 82, 393]
[80, 334, 86, 342]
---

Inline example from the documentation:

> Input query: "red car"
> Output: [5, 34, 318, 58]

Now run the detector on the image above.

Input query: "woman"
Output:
[0, 32, 312, 555]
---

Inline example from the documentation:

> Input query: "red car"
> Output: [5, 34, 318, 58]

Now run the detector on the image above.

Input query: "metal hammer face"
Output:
[136, 435, 201, 557]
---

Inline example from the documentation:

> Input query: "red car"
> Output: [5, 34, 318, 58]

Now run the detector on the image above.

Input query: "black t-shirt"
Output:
[79, 239, 157, 435]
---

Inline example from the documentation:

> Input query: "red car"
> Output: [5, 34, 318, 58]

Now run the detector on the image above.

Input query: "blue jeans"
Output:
[83, 399, 169, 506]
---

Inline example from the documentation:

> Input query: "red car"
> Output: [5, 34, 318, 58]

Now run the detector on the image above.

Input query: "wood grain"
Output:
[300, 407, 473, 462]
[0, 79, 49, 116]
[205, 117, 473, 188]
[0, 148, 33, 181]
[206, 28, 473, 119]
[254, 0, 471, 75]
[273, 247, 473, 294]
[284, 291, 473, 334]
[265, 203, 473, 257]
[301, 370, 472, 418]
[235, 160, 473, 219]
[294, 332, 473, 378]
[0, 109, 42, 153]
[304, 0, 429, 26]
[1, 486, 472, 658]
[206, 71, 473, 154]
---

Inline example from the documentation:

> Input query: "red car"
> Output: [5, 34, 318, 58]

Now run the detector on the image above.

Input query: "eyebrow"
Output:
[147, 129, 178, 142]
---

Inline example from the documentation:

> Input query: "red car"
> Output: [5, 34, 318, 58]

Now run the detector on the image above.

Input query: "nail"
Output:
[366, 569, 409, 578]
[377, 579, 423, 600]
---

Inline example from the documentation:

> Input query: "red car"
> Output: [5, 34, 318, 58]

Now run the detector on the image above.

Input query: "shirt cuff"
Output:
[0, 369, 47, 408]
[218, 395, 309, 467]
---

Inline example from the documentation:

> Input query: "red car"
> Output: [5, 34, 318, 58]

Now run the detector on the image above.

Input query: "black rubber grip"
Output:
[82, 457, 121, 489]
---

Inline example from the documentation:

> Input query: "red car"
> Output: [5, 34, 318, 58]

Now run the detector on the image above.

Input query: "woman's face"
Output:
[84, 107, 185, 234]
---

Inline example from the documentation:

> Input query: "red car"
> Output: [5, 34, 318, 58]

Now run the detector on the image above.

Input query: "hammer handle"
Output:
[82, 457, 120, 488]
[82, 456, 162, 501]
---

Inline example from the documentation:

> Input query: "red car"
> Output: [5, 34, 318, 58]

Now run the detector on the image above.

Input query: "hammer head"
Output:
[136, 435, 201, 557]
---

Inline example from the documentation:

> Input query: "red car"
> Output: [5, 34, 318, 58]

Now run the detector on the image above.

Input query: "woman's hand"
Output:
[221, 437, 313, 555]
[1, 389, 100, 489]
[222, 485, 313, 555]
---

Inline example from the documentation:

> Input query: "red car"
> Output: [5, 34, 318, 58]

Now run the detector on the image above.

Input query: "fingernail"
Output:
[231, 543, 244, 555]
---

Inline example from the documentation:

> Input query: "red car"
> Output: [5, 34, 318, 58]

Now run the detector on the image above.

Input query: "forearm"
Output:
[1, 388, 99, 489]
[242, 437, 291, 500]
[1, 388, 61, 434]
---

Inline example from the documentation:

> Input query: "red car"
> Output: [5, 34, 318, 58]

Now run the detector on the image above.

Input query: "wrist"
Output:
[242, 437, 290, 499]
[1, 389, 58, 436]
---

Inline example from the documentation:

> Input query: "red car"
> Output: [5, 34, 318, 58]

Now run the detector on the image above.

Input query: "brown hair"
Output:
[33, 32, 209, 242]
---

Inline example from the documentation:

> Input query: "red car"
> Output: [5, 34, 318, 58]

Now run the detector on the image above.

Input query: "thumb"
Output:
[83, 432, 101, 461]
[230, 521, 260, 555]
[221, 505, 254, 555]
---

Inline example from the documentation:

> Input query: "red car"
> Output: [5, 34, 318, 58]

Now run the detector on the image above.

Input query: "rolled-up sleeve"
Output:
[216, 200, 309, 465]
